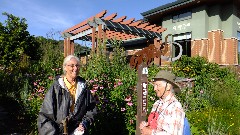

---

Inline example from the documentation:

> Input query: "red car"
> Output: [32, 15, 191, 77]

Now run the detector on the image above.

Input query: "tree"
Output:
[0, 12, 40, 70]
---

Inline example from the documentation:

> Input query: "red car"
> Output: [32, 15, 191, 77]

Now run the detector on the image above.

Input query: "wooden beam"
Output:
[157, 28, 167, 33]
[137, 22, 149, 28]
[121, 18, 135, 25]
[128, 20, 142, 26]
[104, 13, 117, 20]
[112, 16, 127, 23]
[63, 10, 107, 33]
[144, 24, 156, 30]
[72, 25, 91, 34]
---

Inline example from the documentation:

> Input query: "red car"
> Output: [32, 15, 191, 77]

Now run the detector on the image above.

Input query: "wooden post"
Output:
[64, 38, 67, 57]
[64, 37, 71, 57]
[103, 27, 106, 53]
[70, 40, 74, 55]
[154, 38, 161, 66]
[92, 27, 96, 53]
[136, 63, 148, 135]
[97, 24, 103, 54]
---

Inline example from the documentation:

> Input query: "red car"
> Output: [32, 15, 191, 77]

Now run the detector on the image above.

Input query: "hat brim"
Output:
[152, 78, 181, 93]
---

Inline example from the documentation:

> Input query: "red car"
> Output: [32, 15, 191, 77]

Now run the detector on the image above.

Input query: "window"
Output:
[172, 11, 192, 23]
[172, 33, 192, 57]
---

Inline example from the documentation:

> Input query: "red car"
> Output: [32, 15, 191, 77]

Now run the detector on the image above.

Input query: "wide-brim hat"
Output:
[152, 70, 181, 93]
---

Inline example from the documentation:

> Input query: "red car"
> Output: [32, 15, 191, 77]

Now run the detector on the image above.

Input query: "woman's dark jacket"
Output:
[37, 75, 97, 135]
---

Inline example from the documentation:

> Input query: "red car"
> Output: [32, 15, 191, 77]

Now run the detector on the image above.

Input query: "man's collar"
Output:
[160, 93, 174, 103]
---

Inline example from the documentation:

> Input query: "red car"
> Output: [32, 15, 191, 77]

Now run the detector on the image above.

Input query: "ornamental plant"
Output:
[172, 56, 240, 134]
[80, 40, 137, 135]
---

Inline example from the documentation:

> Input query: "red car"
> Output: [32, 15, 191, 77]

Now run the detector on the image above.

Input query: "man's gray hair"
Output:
[62, 55, 80, 74]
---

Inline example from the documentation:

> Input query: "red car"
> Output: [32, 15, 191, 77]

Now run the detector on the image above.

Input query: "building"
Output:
[141, 0, 240, 65]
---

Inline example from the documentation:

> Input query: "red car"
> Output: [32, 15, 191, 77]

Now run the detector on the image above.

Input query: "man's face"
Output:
[153, 80, 167, 98]
[64, 58, 80, 79]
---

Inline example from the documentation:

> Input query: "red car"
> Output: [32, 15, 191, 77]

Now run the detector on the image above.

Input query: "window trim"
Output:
[172, 11, 192, 23]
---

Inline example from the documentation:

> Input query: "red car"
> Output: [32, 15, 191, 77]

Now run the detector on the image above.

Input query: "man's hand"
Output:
[141, 126, 152, 135]
[140, 121, 148, 130]
[140, 121, 152, 135]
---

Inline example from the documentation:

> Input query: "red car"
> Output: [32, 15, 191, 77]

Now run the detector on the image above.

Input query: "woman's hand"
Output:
[77, 123, 85, 131]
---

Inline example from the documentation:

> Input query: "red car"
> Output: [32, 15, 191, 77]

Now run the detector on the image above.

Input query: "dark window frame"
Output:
[172, 11, 192, 23]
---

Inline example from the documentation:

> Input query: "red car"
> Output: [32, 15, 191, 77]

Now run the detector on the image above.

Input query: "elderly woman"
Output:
[37, 55, 97, 135]
[140, 70, 189, 135]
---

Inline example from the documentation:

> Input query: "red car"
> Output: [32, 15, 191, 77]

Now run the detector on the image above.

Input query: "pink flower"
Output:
[129, 119, 134, 124]
[127, 102, 133, 106]
[37, 88, 45, 93]
[90, 89, 97, 93]
[121, 108, 126, 112]
[200, 90, 204, 94]
[99, 86, 104, 89]
[125, 96, 131, 102]
[118, 82, 123, 85]
[33, 82, 38, 86]
[89, 80, 94, 83]
[48, 76, 53, 80]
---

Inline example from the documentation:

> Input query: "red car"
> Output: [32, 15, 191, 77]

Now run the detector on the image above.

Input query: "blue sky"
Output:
[0, 0, 175, 40]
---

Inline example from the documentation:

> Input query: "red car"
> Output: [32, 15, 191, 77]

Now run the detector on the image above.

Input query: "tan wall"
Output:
[191, 39, 208, 59]
[191, 30, 238, 65]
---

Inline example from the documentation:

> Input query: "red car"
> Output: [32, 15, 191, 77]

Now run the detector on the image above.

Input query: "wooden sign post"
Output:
[136, 63, 148, 135]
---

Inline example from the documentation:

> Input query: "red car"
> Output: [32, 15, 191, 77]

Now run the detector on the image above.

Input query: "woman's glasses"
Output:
[66, 64, 80, 68]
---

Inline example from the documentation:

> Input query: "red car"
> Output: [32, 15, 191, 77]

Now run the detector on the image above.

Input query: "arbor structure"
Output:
[62, 10, 167, 61]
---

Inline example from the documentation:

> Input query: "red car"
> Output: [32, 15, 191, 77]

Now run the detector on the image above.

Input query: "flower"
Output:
[33, 82, 38, 86]
[125, 96, 131, 102]
[89, 80, 94, 83]
[121, 108, 126, 112]
[129, 119, 134, 124]
[118, 81, 123, 85]
[127, 102, 133, 106]
[37, 87, 45, 93]
[48, 76, 53, 80]
[90, 89, 97, 93]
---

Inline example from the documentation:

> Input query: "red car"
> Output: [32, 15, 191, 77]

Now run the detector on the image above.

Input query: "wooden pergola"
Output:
[62, 10, 166, 57]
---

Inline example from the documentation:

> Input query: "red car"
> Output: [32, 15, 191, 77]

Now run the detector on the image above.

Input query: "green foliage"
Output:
[0, 12, 40, 71]
[1, 12, 240, 135]
[80, 40, 137, 135]
[172, 56, 240, 134]
[35, 36, 64, 73]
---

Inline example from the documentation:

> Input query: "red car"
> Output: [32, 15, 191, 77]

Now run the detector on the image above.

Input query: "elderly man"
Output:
[140, 70, 187, 135]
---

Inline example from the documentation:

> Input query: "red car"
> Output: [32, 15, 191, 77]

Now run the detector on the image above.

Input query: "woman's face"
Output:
[64, 58, 80, 79]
